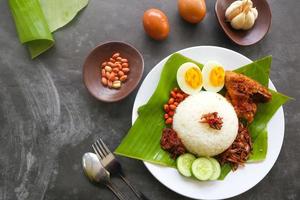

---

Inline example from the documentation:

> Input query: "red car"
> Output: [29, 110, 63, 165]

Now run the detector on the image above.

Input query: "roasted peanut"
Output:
[171, 91, 177, 98]
[169, 104, 176, 110]
[164, 104, 169, 112]
[101, 77, 108, 86]
[116, 57, 122, 61]
[108, 62, 117, 68]
[108, 80, 113, 88]
[118, 71, 124, 77]
[104, 66, 112, 72]
[105, 72, 111, 78]
[121, 58, 128, 63]
[164, 114, 169, 119]
[176, 93, 184, 100]
[168, 111, 174, 117]
[115, 63, 122, 69]
[168, 98, 174, 104]
[112, 53, 120, 59]
[120, 75, 127, 82]
[110, 58, 116, 63]
[112, 80, 121, 89]
[101, 62, 107, 67]
[109, 72, 115, 81]
[101, 69, 106, 77]
[122, 68, 130, 73]
[122, 63, 129, 68]
[165, 118, 173, 124]
[112, 67, 119, 73]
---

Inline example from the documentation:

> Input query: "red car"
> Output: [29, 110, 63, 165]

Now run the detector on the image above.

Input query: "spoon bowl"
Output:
[82, 152, 110, 183]
[82, 152, 125, 200]
[215, 0, 272, 46]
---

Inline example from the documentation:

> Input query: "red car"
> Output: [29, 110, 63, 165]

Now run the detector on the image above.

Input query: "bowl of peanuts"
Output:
[83, 41, 144, 102]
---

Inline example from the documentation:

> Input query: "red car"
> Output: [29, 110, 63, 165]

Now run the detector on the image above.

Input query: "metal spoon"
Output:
[82, 152, 126, 200]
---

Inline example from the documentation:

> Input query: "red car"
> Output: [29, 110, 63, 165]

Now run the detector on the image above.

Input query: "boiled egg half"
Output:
[177, 62, 203, 95]
[202, 61, 225, 92]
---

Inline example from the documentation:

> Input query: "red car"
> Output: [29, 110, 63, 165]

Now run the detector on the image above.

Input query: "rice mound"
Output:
[173, 91, 238, 156]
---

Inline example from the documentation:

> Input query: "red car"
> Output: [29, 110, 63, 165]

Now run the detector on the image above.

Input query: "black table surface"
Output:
[0, 0, 299, 200]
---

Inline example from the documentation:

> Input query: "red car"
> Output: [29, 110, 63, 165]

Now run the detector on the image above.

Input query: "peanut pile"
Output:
[163, 87, 188, 125]
[100, 52, 130, 89]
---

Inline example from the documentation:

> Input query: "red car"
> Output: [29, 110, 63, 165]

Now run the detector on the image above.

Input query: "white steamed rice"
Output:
[173, 91, 238, 156]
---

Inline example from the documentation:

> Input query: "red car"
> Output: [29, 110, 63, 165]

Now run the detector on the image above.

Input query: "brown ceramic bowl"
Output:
[215, 0, 271, 46]
[83, 41, 144, 102]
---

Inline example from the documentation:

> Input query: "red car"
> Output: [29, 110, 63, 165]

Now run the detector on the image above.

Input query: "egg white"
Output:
[202, 61, 225, 92]
[177, 62, 203, 95]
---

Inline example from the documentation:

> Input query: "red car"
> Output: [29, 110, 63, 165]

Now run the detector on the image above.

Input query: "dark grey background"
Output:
[0, 0, 299, 200]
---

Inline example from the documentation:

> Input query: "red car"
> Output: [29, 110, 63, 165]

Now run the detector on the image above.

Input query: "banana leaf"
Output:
[248, 128, 268, 162]
[9, 0, 54, 58]
[115, 53, 291, 179]
[9, 0, 88, 58]
[40, 0, 88, 32]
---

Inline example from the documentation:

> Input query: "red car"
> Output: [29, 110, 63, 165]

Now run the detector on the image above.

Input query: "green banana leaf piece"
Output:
[115, 53, 291, 180]
[249, 90, 290, 141]
[248, 128, 268, 162]
[40, 0, 89, 32]
[9, 0, 54, 58]
[9, 0, 88, 58]
[218, 164, 232, 180]
[234, 56, 271, 87]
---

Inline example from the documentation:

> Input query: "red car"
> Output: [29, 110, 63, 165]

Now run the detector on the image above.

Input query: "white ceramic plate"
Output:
[132, 46, 284, 200]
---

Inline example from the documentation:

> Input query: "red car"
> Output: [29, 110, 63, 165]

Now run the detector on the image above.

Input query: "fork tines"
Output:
[92, 139, 111, 160]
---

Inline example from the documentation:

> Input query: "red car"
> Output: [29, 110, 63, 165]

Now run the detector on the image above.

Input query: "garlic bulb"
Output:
[225, 0, 258, 30]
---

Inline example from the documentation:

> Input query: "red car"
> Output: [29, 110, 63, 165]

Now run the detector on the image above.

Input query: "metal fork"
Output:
[92, 139, 149, 200]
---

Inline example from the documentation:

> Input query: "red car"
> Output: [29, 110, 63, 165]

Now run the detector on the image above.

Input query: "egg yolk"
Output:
[185, 67, 202, 88]
[209, 66, 225, 86]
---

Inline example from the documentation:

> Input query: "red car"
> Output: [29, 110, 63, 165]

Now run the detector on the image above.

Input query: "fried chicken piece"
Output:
[225, 71, 272, 123]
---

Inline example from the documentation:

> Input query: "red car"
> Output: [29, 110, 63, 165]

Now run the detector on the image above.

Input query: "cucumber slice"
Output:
[191, 157, 213, 181]
[208, 157, 221, 180]
[176, 153, 196, 177]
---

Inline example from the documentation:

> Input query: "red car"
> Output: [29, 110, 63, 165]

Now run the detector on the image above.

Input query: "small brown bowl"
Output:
[215, 0, 272, 46]
[83, 41, 144, 102]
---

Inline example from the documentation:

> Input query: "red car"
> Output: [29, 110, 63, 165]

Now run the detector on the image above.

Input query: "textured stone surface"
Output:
[0, 0, 299, 200]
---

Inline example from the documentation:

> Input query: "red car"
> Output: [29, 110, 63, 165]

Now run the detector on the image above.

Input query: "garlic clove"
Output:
[242, 11, 255, 30]
[251, 7, 258, 19]
[225, 1, 244, 21]
[244, 0, 253, 9]
[231, 12, 246, 30]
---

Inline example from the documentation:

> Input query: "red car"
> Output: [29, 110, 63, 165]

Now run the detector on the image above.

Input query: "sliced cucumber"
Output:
[191, 157, 213, 181]
[176, 153, 196, 177]
[208, 157, 221, 180]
